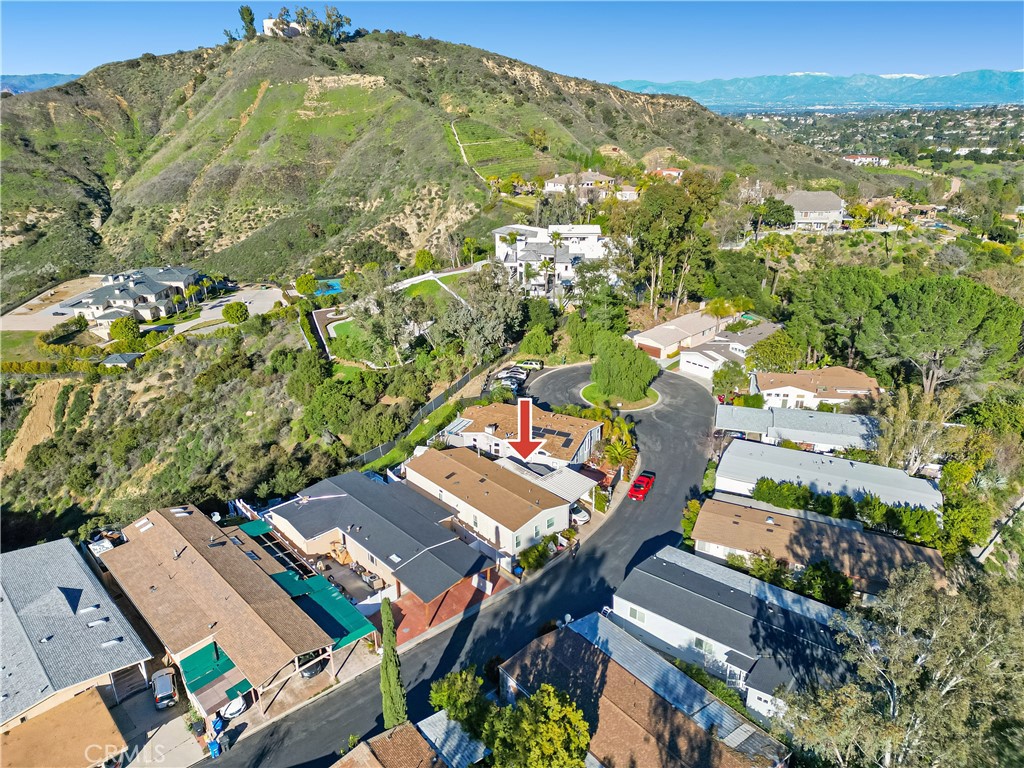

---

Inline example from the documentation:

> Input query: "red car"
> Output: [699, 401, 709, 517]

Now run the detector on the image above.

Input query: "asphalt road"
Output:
[216, 366, 714, 768]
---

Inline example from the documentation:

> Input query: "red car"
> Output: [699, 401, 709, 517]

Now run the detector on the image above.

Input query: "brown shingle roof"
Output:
[692, 497, 946, 594]
[754, 366, 881, 400]
[406, 448, 565, 530]
[334, 724, 441, 768]
[101, 506, 332, 687]
[458, 403, 601, 462]
[501, 630, 775, 768]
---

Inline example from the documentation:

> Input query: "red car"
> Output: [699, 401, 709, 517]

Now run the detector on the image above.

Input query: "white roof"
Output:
[716, 405, 879, 449]
[548, 224, 603, 236]
[494, 458, 598, 502]
[632, 311, 721, 349]
[717, 440, 943, 511]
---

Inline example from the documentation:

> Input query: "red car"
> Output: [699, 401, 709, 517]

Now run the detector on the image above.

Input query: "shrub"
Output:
[673, 661, 750, 717]
[222, 302, 249, 325]
[518, 542, 550, 571]
[110, 317, 141, 342]
[295, 273, 319, 296]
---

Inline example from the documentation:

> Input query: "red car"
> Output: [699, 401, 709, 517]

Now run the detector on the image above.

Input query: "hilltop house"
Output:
[629, 307, 736, 360]
[404, 448, 571, 562]
[62, 266, 201, 337]
[783, 190, 846, 230]
[842, 154, 890, 167]
[0, 539, 152, 733]
[610, 547, 848, 719]
[542, 171, 614, 203]
[715, 440, 944, 512]
[491, 224, 615, 297]
[500, 612, 790, 767]
[751, 366, 882, 410]
[438, 402, 602, 470]
[691, 493, 947, 596]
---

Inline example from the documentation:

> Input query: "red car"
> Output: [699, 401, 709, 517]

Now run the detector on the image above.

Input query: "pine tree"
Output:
[379, 597, 408, 728]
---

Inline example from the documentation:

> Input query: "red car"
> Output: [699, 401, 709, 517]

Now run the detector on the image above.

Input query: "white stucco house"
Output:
[491, 224, 616, 298]
[751, 366, 882, 410]
[783, 190, 846, 230]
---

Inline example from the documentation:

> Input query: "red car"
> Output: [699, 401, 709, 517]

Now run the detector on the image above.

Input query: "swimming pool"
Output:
[316, 279, 344, 296]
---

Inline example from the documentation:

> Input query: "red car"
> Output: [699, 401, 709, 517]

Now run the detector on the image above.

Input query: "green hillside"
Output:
[0, 32, 862, 310]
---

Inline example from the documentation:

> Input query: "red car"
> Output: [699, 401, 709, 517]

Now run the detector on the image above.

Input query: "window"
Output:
[368, 553, 377, 566]
[473, 514, 478, 529]
[244, 551, 260, 561]
[695, 637, 713, 654]
[628, 606, 646, 624]
[515, 535, 521, 549]
[546, 517, 555, 530]
[533, 525, 540, 538]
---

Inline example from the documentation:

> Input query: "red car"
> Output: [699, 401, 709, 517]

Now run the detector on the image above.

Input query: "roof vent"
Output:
[135, 518, 154, 533]
[87, 618, 110, 628]
[172, 507, 191, 517]
[79, 604, 100, 614]
[101, 638, 124, 648]
[39, 635, 53, 644]
[766, 516, 775, 525]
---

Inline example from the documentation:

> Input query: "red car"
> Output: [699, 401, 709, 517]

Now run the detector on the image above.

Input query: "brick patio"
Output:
[372, 573, 514, 646]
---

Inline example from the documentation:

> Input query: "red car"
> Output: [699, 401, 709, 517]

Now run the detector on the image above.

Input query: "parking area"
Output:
[110, 690, 205, 768]
[481, 360, 544, 398]
[1, 276, 103, 331]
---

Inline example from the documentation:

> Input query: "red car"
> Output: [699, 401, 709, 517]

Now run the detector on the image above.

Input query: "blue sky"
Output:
[3, 2, 1022, 82]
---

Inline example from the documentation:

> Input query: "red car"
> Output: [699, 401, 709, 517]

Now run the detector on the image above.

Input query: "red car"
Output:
[628, 471, 656, 501]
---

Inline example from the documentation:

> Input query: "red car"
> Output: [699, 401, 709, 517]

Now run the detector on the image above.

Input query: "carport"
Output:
[269, 571, 376, 651]
[178, 642, 253, 718]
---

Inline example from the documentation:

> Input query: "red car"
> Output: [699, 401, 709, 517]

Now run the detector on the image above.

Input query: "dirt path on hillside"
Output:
[1, 379, 66, 477]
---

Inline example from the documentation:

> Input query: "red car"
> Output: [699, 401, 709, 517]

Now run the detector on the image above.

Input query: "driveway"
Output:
[110, 691, 205, 768]
[212, 366, 714, 768]
[147, 286, 284, 335]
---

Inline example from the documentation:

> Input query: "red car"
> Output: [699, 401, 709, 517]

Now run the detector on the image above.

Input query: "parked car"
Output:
[517, 360, 544, 370]
[570, 507, 591, 526]
[151, 668, 178, 710]
[496, 368, 528, 381]
[627, 471, 656, 502]
[222, 695, 248, 719]
[496, 378, 521, 391]
[297, 652, 329, 679]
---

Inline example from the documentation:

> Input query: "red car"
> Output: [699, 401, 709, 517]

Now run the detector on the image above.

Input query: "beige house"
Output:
[751, 366, 882, 409]
[405, 448, 570, 559]
[631, 308, 735, 360]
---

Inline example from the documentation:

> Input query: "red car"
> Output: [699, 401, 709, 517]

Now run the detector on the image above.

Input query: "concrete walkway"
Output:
[111, 691, 205, 768]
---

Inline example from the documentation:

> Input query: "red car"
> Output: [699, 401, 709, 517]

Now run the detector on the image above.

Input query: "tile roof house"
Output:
[405, 448, 571, 558]
[440, 402, 602, 469]
[100, 506, 337, 716]
[716, 440, 944, 512]
[715, 404, 880, 452]
[611, 547, 849, 719]
[693, 493, 947, 595]
[631, 308, 735, 360]
[101, 353, 144, 369]
[751, 366, 882, 410]
[500, 612, 789, 768]
[0, 538, 151, 731]
[267, 473, 495, 605]
[543, 171, 615, 203]
[334, 722, 441, 768]
[782, 190, 846, 230]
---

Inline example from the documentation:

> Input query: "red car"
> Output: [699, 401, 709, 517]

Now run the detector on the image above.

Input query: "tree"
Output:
[712, 360, 747, 396]
[379, 597, 408, 729]
[857, 276, 1024, 395]
[109, 316, 141, 343]
[414, 249, 439, 273]
[520, 325, 553, 356]
[486, 684, 590, 768]
[591, 333, 658, 400]
[794, 560, 854, 608]
[222, 301, 249, 325]
[875, 386, 963, 475]
[602, 441, 637, 472]
[746, 329, 803, 373]
[295, 273, 318, 296]
[184, 284, 201, 307]
[810, 267, 890, 368]
[429, 667, 491, 738]
[783, 566, 1024, 768]
[238, 5, 257, 39]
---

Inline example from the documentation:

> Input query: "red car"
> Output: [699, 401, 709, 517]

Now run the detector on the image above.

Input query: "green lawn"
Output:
[0, 331, 46, 362]
[404, 280, 444, 300]
[439, 273, 471, 298]
[142, 307, 201, 327]
[332, 363, 361, 380]
[581, 384, 659, 411]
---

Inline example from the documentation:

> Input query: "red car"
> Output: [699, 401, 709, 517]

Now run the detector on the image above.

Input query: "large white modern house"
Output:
[491, 224, 615, 297]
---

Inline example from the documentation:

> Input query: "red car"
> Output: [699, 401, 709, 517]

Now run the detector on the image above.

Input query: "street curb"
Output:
[577, 383, 662, 413]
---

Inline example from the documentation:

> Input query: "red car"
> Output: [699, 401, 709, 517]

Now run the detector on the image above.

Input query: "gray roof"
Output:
[568, 613, 789, 764]
[494, 458, 598, 503]
[716, 405, 879, 450]
[715, 320, 784, 348]
[102, 353, 143, 366]
[614, 547, 846, 695]
[416, 710, 489, 768]
[268, 473, 494, 604]
[717, 439, 943, 510]
[782, 190, 845, 212]
[0, 539, 151, 723]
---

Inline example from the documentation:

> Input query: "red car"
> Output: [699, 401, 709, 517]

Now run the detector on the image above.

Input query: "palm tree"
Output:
[540, 256, 554, 295]
[184, 285, 200, 308]
[603, 441, 638, 473]
[200, 277, 213, 300]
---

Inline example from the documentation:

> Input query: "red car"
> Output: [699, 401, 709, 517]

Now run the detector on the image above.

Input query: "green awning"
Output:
[239, 519, 273, 537]
[179, 642, 253, 698]
[295, 588, 375, 649]
[270, 570, 308, 597]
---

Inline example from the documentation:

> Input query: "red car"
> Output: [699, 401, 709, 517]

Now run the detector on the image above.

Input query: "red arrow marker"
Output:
[508, 398, 545, 460]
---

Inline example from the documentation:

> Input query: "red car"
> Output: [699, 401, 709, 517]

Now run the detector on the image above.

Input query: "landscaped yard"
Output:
[404, 279, 444, 300]
[0, 331, 46, 362]
[581, 384, 659, 411]
[362, 401, 460, 471]
[332, 363, 361, 380]
[142, 307, 201, 328]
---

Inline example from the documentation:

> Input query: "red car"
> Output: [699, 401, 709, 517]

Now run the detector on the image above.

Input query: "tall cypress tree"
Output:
[379, 597, 408, 728]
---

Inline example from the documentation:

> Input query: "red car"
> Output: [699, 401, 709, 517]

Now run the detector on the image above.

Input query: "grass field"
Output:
[581, 384, 659, 411]
[1, 331, 47, 363]
[332, 363, 361, 380]
[439, 273, 472, 299]
[404, 279, 444, 300]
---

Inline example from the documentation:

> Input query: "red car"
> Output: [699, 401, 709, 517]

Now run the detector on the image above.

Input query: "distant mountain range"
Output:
[1, 74, 79, 94]
[611, 70, 1024, 113]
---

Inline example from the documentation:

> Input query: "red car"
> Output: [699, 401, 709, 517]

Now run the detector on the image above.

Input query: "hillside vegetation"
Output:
[0, 31, 861, 309]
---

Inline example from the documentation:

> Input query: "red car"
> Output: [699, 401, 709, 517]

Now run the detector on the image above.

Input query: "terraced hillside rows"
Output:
[0, 32, 864, 310]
